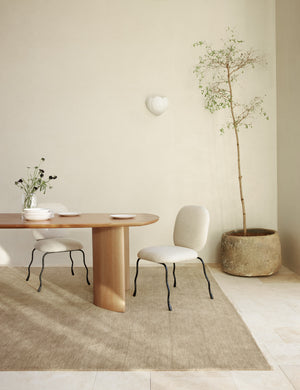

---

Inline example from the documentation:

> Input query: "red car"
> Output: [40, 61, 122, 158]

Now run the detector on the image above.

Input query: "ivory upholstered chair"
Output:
[26, 203, 90, 292]
[133, 205, 213, 311]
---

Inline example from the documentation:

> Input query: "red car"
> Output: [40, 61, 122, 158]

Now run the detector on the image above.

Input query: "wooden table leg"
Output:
[92, 226, 126, 312]
[124, 227, 130, 291]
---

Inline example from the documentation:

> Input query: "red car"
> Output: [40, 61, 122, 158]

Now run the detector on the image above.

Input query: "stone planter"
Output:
[221, 229, 281, 277]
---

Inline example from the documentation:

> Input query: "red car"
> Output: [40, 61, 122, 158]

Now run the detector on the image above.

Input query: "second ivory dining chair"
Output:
[133, 205, 213, 311]
[26, 203, 90, 292]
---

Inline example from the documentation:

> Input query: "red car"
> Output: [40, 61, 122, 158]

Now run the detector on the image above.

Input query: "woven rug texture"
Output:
[0, 264, 270, 370]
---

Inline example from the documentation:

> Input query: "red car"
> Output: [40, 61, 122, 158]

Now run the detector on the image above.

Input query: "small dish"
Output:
[58, 212, 80, 217]
[110, 214, 136, 219]
[24, 215, 51, 221]
[24, 208, 49, 212]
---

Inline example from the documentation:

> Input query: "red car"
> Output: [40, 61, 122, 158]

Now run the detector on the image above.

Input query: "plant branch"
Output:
[226, 64, 247, 235]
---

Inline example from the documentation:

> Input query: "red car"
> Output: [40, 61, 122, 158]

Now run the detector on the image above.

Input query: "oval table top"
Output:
[0, 213, 159, 229]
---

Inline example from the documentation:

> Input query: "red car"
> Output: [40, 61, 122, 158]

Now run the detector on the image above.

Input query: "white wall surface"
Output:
[0, 0, 277, 266]
[277, 0, 300, 274]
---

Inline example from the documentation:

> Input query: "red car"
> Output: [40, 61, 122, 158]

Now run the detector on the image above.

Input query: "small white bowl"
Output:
[24, 208, 50, 213]
[24, 213, 52, 221]
[24, 207, 48, 212]
[23, 208, 52, 221]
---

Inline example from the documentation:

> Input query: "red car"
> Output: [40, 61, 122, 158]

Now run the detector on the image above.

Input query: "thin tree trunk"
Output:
[226, 65, 247, 235]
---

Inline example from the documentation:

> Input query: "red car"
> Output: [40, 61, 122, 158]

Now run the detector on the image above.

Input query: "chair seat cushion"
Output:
[137, 245, 198, 263]
[34, 238, 83, 252]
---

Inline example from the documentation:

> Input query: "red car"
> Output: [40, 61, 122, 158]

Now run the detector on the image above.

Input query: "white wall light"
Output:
[145, 96, 168, 116]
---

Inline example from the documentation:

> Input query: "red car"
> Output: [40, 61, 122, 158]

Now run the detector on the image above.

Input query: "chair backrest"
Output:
[173, 205, 209, 252]
[32, 203, 69, 240]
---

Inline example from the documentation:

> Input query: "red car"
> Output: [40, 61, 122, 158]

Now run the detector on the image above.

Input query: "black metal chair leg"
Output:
[160, 263, 172, 311]
[173, 263, 176, 287]
[38, 252, 48, 292]
[26, 248, 36, 281]
[133, 258, 141, 297]
[78, 249, 90, 285]
[197, 257, 214, 299]
[69, 251, 75, 275]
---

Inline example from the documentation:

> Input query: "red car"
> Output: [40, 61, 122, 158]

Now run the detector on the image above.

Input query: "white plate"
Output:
[58, 212, 80, 217]
[110, 214, 136, 219]
[24, 215, 51, 221]
[24, 208, 50, 214]
[24, 211, 51, 215]
[24, 211, 50, 215]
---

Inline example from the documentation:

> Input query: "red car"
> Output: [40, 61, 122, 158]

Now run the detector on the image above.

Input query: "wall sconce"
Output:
[145, 96, 168, 116]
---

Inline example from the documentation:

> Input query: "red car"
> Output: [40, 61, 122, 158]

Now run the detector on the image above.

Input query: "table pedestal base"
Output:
[92, 226, 129, 312]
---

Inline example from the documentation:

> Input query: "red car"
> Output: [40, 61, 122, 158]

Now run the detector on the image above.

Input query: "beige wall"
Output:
[0, 0, 277, 266]
[277, 0, 300, 274]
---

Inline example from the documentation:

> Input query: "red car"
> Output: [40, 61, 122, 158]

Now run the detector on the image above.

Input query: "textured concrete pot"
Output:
[221, 229, 281, 276]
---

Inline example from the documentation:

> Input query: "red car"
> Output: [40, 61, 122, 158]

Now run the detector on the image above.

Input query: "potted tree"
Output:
[193, 28, 281, 276]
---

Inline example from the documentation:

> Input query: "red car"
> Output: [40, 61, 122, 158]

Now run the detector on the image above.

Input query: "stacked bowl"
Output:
[23, 208, 53, 221]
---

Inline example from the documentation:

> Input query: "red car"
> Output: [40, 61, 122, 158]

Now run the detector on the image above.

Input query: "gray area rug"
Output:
[0, 264, 270, 370]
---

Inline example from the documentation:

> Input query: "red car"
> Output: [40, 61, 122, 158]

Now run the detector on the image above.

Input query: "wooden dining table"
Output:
[0, 213, 159, 312]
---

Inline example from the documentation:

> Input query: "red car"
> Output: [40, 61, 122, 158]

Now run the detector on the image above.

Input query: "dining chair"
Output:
[133, 205, 213, 311]
[26, 203, 90, 292]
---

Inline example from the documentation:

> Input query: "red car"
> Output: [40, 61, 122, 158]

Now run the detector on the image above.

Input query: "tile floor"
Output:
[1, 264, 300, 390]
